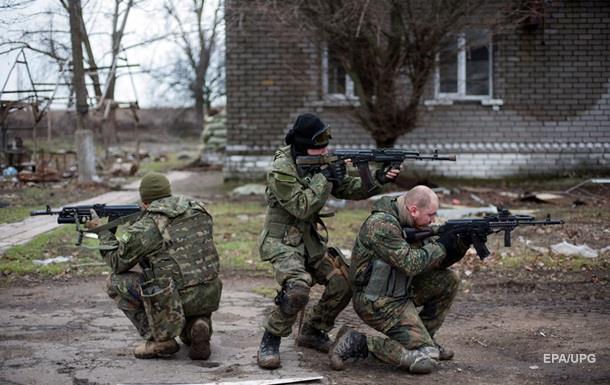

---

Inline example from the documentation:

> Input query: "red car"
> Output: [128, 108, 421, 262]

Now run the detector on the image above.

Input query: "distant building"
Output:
[224, 0, 610, 179]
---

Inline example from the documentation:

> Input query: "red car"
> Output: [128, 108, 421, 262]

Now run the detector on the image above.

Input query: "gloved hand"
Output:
[436, 230, 460, 257]
[320, 161, 346, 187]
[375, 167, 400, 185]
[84, 208, 103, 230]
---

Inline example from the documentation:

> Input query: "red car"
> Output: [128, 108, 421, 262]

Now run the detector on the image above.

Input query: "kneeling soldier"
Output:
[87, 172, 222, 360]
[329, 186, 470, 373]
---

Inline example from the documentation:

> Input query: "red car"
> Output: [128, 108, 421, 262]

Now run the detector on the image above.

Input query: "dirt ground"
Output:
[1, 169, 610, 385]
[1, 269, 608, 385]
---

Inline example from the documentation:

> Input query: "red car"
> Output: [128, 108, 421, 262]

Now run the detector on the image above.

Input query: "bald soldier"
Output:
[329, 186, 471, 374]
[86, 172, 222, 360]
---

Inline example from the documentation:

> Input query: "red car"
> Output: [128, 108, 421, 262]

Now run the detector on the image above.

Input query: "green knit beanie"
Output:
[139, 172, 171, 203]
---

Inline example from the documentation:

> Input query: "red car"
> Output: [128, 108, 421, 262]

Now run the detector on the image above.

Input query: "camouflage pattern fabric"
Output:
[263, 250, 352, 336]
[99, 195, 222, 341]
[260, 146, 382, 337]
[141, 277, 185, 341]
[350, 196, 460, 364]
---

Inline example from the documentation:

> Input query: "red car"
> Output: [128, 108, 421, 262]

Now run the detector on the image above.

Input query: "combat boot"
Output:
[434, 340, 454, 361]
[296, 323, 332, 353]
[133, 339, 179, 359]
[328, 326, 368, 371]
[189, 318, 211, 360]
[398, 349, 437, 374]
[257, 330, 281, 369]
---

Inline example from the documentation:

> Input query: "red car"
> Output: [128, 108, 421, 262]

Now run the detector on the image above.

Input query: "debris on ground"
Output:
[520, 192, 566, 204]
[231, 184, 266, 196]
[109, 161, 138, 176]
[551, 241, 599, 258]
[32, 255, 73, 265]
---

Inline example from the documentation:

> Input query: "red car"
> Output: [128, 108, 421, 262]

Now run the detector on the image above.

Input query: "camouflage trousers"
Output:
[106, 271, 222, 341]
[263, 249, 352, 337]
[352, 269, 459, 366]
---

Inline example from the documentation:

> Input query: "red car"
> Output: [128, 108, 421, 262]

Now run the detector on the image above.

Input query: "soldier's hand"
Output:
[320, 160, 347, 188]
[84, 208, 103, 230]
[375, 167, 401, 185]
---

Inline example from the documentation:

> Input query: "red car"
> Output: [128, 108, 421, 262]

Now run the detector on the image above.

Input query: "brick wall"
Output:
[224, 0, 610, 180]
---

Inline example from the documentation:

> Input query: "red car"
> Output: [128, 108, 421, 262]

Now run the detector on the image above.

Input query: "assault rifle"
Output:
[296, 148, 456, 192]
[30, 204, 141, 245]
[402, 208, 564, 260]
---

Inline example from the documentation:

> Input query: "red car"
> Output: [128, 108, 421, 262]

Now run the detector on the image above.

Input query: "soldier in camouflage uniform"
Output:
[329, 185, 471, 374]
[257, 113, 401, 369]
[86, 172, 222, 360]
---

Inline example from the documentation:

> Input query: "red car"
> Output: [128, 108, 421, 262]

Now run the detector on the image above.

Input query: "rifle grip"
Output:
[473, 234, 490, 260]
[356, 162, 375, 192]
[504, 230, 511, 247]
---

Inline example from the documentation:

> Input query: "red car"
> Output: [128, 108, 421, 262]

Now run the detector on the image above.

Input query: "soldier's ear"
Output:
[408, 205, 418, 217]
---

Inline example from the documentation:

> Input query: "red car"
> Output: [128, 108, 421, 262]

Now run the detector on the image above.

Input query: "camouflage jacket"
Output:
[99, 196, 219, 289]
[259, 145, 382, 261]
[350, 196, 447, 290]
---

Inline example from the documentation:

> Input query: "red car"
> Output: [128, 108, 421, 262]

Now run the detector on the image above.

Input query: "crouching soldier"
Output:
[257, 113, 400, 369]
[86, 172, 222, 360]
[329, 186, 471, 374]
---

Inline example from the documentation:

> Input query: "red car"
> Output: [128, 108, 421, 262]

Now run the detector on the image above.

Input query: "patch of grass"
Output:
[252, 286, 278, 298]
[0, 225, 107, 277]
[324, 206, 371, 251]
[138, 151, 200, 174]
[0, 183, 109, 224]
[209, 201, 270, 272]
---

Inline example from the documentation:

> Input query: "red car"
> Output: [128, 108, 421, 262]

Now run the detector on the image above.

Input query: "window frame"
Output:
[321, 45, 356, 101]
[434, 32, 494, 101]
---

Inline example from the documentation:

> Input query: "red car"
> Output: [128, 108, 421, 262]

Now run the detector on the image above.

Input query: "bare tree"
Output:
[68, 0, 96, 182]
[250, 0, 511, 148]
[159, 0, 224, 132]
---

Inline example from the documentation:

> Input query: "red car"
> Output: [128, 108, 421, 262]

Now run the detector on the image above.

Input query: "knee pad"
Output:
[275, 281, 310, 315]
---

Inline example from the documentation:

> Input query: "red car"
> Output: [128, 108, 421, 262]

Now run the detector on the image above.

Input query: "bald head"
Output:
[398, 185, 439, 228]
[404, 185, 438, 210]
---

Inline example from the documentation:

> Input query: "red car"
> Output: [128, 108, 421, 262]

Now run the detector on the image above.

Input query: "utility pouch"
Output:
[140, 277, 185, 341]
[363, 259, 392, 301]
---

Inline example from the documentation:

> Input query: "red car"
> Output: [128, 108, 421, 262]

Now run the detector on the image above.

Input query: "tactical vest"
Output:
[264, 149, 327, 258]
[147, 202, 219, 290]
[363, 259, 411, 301]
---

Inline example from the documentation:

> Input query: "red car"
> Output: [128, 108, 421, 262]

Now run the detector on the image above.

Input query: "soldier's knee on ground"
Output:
[276, 281, 310, 315]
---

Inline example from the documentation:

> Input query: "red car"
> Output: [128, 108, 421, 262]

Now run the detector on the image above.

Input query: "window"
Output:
[321, 47, 355, 100]
[435, 31, 493, 100]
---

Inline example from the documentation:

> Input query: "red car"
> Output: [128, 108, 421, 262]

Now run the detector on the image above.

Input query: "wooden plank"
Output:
[117, 376, 324, 385]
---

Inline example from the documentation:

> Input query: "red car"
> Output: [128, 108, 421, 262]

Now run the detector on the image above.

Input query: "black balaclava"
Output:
[285, 113, 331, 158]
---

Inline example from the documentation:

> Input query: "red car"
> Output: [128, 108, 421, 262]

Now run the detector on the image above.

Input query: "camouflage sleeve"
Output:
[99, 216, 163, 274]
[268, 167, 332, 220]
[361, 213, 446, 275]
[331, 174, 382, 200]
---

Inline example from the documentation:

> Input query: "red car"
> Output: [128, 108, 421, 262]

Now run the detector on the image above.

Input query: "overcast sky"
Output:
[0, 0, 224, 109]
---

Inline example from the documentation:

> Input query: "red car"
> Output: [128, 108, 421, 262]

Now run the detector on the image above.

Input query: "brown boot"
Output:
[189, 318, 211, 360]
[133, 339, 179, 359]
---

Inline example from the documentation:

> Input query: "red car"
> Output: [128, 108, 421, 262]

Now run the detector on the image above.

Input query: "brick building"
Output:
[224, 0, 610, 179]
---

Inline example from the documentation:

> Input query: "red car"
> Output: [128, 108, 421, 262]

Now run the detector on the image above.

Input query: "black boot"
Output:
[328, 326, 368, 371]
[257, 331, 281, 369]
[296, 323, 332, 353]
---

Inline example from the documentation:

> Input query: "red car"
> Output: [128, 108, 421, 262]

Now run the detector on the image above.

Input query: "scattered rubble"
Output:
[551, 241, 599, 259]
